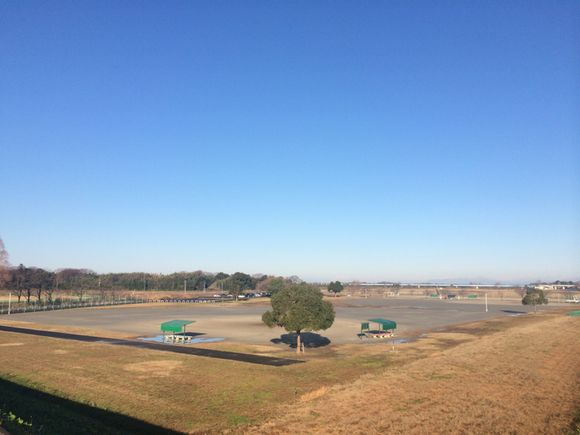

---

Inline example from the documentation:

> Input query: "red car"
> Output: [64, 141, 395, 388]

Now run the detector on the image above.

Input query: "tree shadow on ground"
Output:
[501, 309, 527, 314]
[271, 332, 331, 349]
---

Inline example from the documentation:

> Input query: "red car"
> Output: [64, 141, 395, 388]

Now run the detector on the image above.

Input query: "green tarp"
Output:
[160, 320, 195, 333]
[368, 318, 397, 330]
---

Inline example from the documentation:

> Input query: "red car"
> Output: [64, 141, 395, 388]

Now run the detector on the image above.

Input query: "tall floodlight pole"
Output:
[485, 293, 488, 312]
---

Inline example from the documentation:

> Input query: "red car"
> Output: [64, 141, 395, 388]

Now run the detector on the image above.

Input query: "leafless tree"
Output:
[15, 264, 26, 302]
[44, 286, 55, 304]
[0, 237, 10, 288]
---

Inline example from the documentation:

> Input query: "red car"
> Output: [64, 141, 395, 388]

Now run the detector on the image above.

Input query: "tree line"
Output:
[0, 237, 311, 304]
[0, 266, 288, 302]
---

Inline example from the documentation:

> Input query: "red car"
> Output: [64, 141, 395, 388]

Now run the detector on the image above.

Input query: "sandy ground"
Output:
[0, 296, 555, 346]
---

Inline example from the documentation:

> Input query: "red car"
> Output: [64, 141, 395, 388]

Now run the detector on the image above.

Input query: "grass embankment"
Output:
[254, 312, 580, 434]
[0, 324, 399, 433]
[0, 311, 578, 434]
[0, 376, 177, 434]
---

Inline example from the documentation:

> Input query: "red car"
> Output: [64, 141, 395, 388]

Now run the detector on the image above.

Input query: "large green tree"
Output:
[522, 287, 548, 313]
[327, 280, 344, 296]
[262, 283, 335, 353]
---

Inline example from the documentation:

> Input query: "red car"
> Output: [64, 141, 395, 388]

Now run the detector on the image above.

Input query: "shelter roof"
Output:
[160, 320, 195, 333]
[367, 318, 397, 329]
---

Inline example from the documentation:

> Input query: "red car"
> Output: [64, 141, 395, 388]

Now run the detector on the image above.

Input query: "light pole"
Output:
[485, 293, 488, 313]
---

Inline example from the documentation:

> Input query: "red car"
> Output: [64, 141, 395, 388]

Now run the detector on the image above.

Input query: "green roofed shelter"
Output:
[161, 320, 195, 334]
[359, 318, 397, 340]
[368, 318, 397, 331]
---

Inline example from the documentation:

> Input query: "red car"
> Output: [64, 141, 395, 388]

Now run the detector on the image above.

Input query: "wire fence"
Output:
[0, 294, 255, 315]
[0, 297, 154, 315]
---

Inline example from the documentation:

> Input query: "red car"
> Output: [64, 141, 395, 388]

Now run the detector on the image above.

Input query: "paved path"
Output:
[0, 325, 303, 367]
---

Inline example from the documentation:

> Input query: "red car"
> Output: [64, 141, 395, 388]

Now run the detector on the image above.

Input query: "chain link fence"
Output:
[0, 296, 154, 315]
[0, 294, 243, 315]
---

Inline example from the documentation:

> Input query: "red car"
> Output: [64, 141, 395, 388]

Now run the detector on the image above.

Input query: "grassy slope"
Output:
[0, 312, 578, 434]
[0, 377, 178, 435]
[0, 324, 397, 433]
[253, 312, 580, 434]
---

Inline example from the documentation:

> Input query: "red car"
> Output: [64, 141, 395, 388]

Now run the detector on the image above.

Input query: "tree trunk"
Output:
[296, 331, 301, 354]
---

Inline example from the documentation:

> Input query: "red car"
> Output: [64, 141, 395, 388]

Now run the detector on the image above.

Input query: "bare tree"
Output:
[0, 237, 10, 288]
[15, 264, 26, 302]
[98, 276, 106, 299]
[44, 286, 56, 304]
[29, 268, 53, 303]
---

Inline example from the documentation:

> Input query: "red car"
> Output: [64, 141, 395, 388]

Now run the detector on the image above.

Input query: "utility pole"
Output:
[485, 293, 488, 312]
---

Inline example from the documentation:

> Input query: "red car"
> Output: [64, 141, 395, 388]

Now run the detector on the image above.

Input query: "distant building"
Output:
[533, 284, 576, 291]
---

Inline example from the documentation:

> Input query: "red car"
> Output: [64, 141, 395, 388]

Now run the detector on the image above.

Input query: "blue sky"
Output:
[1, 1, 578, 283]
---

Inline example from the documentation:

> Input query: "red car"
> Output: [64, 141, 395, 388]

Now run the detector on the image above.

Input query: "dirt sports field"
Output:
[1, 297, 548, 344]
[0, 298, 578, 434]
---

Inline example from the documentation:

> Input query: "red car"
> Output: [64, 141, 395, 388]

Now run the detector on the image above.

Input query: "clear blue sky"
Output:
[1, 1, 578, 283]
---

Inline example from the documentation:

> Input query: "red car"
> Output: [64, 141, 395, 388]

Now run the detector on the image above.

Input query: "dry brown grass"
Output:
[0, 320, 397, 433]
[252, 312, 580, 434]
[0, 311, 578, 434]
